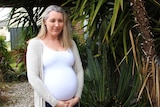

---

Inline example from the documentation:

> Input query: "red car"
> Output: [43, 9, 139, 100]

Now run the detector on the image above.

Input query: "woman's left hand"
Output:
[64, 97, 79, 107]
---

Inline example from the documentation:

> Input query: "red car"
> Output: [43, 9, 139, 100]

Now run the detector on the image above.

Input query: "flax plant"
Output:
[81, 40, 143, 106]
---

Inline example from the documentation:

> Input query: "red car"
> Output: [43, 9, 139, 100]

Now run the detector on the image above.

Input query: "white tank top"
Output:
[41, 41, 78, 100]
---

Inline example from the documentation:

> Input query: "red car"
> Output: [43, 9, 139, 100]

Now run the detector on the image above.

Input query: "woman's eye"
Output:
[58, 19, 63, 23]
[50, 19, 63, 23]
[50, 20, 55, 22]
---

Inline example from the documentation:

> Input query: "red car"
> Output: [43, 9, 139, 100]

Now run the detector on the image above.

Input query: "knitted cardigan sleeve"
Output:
[71, 40, 84, 98]
[26, 38, 58, 106]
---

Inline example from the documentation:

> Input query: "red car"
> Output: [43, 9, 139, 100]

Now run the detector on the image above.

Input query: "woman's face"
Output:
[45, 11, 64, 37]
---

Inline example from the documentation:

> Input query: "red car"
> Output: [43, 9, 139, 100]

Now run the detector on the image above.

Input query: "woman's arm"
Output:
[71, 40, 84, 98]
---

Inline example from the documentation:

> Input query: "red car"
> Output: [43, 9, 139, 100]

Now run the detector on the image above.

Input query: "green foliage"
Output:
[64, 0, 135, 63]
[0, 36, 26, 82]
[13, 44, 27, 81]
[0, 36, 15, 82]
[81, 40, 150, 107]
[81, 42, 109, 107]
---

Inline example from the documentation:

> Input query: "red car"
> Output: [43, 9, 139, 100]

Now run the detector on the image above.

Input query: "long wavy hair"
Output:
[36, 5, 73, 49]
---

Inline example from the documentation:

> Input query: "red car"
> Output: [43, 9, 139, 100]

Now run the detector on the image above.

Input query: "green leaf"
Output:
[90, 0, 105, 25]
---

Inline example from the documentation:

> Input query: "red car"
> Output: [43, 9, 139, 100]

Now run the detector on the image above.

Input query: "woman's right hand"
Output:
[56, 101, 68, 107]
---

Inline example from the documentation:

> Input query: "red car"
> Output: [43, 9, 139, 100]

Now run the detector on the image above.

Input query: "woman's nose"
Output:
[55, 21, 59, 27]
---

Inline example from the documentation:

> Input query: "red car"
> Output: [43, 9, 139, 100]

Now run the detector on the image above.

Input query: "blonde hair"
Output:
[36, 5, 73, 48]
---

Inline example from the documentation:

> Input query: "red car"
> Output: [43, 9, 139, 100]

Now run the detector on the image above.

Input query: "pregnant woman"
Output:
[26, 5, 84, 107]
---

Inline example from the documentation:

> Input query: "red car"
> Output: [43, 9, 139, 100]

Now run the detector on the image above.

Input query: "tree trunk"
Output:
[130, 0, 159, 107]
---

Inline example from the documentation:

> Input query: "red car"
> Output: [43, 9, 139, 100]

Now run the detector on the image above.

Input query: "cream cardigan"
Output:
[26, 38, 84, 107]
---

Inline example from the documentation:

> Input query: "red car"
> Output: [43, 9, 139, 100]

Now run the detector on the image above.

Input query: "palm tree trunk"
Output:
[130, 0, 159, 106]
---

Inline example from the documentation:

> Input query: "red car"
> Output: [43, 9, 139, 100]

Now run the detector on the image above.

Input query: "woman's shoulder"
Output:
[27, 38, 42, 49]
[27, 38, 41, 45]
[70, 39, 78, 51]
[71, 39, 76, 46]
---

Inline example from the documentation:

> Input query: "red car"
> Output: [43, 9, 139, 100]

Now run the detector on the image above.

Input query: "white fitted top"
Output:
[41, 41, 78, 100]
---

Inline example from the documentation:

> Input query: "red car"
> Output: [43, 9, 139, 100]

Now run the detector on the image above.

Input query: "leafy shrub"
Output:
[0, 36, 15, 82]
[80, 40, 151, 107]
[0, 36, 13, 105]
[13, 43, 27, 81]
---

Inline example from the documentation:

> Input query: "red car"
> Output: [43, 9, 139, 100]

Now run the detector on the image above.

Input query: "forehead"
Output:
[47, 11, 63, 19]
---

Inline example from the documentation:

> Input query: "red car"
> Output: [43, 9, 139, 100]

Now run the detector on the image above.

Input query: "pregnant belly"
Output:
[44, 67, 78, 100]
